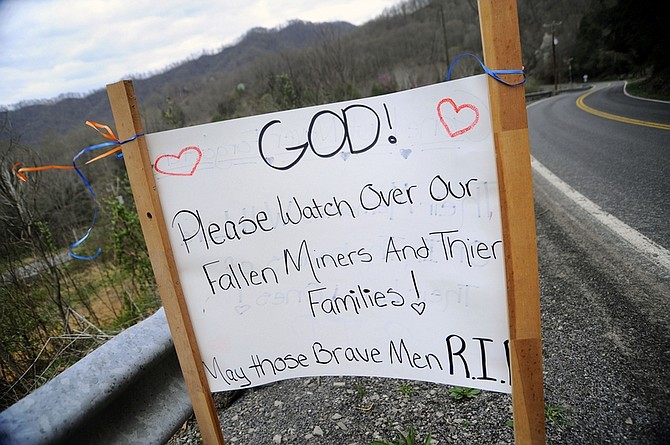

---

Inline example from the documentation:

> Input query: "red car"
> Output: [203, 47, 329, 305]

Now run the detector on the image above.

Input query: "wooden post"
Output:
[478, 1, 547, 444]
[107, 81, 225, 445]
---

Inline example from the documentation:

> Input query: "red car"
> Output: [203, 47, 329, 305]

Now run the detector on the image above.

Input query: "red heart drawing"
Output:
[154, 146, 202, 176]
[437, 98, 480, 138]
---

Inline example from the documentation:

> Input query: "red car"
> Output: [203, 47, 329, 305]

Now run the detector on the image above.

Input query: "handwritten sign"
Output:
[144, 74, 510, 394]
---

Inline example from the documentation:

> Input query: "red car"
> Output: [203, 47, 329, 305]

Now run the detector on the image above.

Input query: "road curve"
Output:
[528, 84, 670, 250]
[583, 81, 670, 125]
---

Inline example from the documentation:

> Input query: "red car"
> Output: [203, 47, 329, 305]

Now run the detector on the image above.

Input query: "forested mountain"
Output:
[3, 0, 600, 150]
[3, 20, 357, 148]
[4, 0, 667, 154]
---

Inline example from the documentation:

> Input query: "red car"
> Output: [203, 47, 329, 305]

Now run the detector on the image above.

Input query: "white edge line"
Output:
[623, 80, 670, 104]
[531, 157, 670, 272]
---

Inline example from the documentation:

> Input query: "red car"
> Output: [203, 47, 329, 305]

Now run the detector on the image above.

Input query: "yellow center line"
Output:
[575, 88, 670, 130]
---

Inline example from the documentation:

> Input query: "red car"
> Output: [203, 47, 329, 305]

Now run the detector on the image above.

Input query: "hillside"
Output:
[8, 0, 664, 159]
[4, 20, 357, 148]
[3, 0, 608, 154]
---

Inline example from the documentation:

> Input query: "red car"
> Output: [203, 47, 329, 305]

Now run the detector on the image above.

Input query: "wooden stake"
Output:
[107, 81, 225, 445]
[477, 1, 547, 444]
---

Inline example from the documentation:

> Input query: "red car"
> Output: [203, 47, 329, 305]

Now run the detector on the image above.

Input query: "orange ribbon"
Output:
[13, 162, 74, 182]
[12, 121, 125, 182]
[83, 120, 124, 164]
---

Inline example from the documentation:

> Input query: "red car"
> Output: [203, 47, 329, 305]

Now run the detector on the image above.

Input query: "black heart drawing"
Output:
[411, 302, 426, 316]
[235, 304, 251, 315]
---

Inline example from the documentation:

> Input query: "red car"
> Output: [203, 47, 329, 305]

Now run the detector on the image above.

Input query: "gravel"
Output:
[168, 174, 669, 445]
[169, 377, 515, 445]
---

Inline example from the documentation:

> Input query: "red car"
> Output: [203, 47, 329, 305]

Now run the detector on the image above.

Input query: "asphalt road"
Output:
[527, 85, 670, 443]
[528, 82, 670, 250]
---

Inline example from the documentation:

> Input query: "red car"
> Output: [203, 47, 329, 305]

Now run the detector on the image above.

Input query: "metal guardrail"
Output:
[0, 308, 192, 445]
[525, 86, 590, 102]
[525, 90, 554, 101]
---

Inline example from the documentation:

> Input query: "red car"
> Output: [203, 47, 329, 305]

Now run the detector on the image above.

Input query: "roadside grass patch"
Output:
[448, 386, 481, 401]
[506, 403, 569, 429]
[371, 425, 432, 445]
[399, 382, 413, 396]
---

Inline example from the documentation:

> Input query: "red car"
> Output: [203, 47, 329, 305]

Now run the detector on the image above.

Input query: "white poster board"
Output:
[145, 74, 510, 394]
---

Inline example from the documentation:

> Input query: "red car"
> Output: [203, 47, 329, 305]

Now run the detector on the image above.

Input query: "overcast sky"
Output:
[0, 0, 395, 108]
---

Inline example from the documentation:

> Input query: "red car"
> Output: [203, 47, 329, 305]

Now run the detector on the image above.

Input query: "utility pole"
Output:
[543, 21, 562, 92]
[439, 3, 451, 70]
[567, 57, 574, 86]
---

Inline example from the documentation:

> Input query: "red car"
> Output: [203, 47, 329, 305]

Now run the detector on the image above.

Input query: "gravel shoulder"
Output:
[169, 172, 670, 445]
[170, 377, 515, 445]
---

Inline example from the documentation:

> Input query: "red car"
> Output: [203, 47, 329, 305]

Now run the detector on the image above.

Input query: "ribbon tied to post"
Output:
[13, 121, 144, 260]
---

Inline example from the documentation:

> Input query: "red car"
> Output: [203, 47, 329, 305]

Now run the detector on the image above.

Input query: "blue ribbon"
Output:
[68, 133, 143, 260]
[446, 53, 526, 86]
